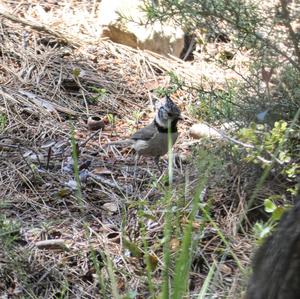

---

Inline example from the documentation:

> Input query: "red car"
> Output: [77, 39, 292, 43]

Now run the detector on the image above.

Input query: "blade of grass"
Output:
[85, 225, 119, 299]
[200, 206, 243, 271]
[104, 249, 120, 299]
[161, 189, 173, 299]
[173, 156, 212, 298]
[161, 121, 175, 298]
[137, 203, 155, 296]
[197, 260, 217, 299]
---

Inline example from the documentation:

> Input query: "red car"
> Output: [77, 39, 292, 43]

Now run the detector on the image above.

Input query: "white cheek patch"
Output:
[155, 113, 167, 128]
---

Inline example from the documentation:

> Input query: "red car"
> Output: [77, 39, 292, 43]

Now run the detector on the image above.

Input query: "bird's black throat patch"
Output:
[154, 119, 178, 133]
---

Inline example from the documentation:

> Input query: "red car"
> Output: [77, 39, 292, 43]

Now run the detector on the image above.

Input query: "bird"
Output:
[106, 96, 182, 167]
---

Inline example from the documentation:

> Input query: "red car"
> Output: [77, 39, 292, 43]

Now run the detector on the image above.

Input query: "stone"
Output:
[189, 123, 222, 139]
[98, 0, 185, 57]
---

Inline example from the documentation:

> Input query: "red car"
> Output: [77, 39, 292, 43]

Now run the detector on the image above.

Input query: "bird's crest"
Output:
[155, 96, 181, 128]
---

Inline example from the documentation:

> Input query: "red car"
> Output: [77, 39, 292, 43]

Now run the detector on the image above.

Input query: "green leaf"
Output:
[72, 67, 81, 78]
[253, 222, 271, 240]
[271, 207, 284, 221]
[264, 198, 277, 213]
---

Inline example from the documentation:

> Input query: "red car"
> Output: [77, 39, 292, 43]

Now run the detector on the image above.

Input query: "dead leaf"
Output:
[219, 263, 232, 276]
[170, 238, 180, 251]
[261, 67, 274, 83]
[146, 254, 158, 271]
[57, 188, 71, 198]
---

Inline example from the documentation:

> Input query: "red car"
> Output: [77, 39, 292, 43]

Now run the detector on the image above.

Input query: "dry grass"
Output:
[0, 1, 256, 298]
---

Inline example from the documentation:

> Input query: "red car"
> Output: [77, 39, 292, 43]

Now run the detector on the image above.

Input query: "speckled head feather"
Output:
[155, 96, 181, 128]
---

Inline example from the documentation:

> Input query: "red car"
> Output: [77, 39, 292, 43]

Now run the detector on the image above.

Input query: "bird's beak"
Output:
[178, 114, 183, 120]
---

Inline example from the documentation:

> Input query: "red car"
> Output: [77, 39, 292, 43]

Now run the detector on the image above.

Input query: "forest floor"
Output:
[0, 1, 265, 298]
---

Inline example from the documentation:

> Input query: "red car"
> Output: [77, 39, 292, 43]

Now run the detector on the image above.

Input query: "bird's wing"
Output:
[131, 122, 158, 141]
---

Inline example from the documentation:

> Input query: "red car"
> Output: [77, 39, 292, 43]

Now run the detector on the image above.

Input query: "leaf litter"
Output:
[0, 1, 253, 298]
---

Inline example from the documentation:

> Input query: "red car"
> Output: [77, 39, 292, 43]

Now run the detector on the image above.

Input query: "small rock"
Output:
[65, 179, 77, 190]
[23, 150, 44, 162]
[189, 123, 222, 139]
[103, 202, 118, 213]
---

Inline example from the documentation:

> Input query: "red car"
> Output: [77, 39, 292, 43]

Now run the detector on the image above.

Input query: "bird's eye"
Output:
[167, 112, 173, 117]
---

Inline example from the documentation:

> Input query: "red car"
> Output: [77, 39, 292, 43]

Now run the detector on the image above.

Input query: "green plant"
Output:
[264, 196, 286, 222]
[158, 142, 243, 298]
[236, 119, 299, 245]
[126, 110, 144, 130]
[191, 85, 239, 123]
[107, 113, 116, 126]
[72, 67, 81, 78]
[237, 121, 299, 194]
[253, 195, 291, 244]
[0, 113, 7, 130]
[143, 0, 300, 127]
[0, 215, 21, 248]
[69, 127, 84, 207]
[89, 87, 108, 104]
[57, 280, 70, 299]
[154, 72, 184, 97]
